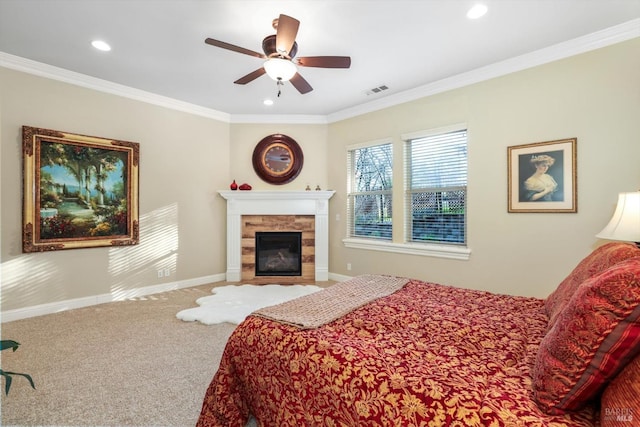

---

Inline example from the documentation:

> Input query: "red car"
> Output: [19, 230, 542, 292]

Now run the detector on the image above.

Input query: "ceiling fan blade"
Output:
[297, 56, 351, 68]
[275, 14, 300, 56]
[205, 38, 266, 59]
[290, 73, 313, 94]
[234, 68, 266, 85]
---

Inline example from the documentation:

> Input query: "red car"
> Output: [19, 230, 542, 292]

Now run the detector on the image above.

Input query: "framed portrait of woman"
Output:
[507, 138, 577, 213]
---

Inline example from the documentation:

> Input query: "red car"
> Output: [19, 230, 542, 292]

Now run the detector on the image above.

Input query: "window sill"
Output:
[342, 238, 471, 260]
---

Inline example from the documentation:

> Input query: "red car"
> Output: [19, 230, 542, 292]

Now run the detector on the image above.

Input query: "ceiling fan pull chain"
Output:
[277, 78, 284, 97]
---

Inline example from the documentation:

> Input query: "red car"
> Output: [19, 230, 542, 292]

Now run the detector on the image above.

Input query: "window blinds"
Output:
[405, 129, 467, 245]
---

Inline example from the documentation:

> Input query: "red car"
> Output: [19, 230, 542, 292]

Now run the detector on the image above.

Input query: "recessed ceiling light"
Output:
[467, 4, 488, 19]
[263, 99, 274, 106]
[91, 40, 111, 52]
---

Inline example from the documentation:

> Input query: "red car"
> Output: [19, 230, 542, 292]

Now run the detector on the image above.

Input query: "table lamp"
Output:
[596, 191, 640, 247]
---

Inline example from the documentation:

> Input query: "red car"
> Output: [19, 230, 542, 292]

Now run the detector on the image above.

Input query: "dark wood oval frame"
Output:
[252, 134, 304, 185]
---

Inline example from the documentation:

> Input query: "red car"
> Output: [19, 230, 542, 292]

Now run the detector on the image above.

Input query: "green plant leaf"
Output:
[0, 340, 20, 352]
[1, 371, 13, 395]
[0, 340, 35, 395]
[0, 370, 35, 395]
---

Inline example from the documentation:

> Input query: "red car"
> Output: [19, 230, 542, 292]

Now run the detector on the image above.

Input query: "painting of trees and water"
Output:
[39, 141, 129, 239]
[23, 126, 139, 252]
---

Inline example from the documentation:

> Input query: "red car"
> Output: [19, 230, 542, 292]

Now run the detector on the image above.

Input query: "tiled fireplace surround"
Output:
[219, 190, 335, 283]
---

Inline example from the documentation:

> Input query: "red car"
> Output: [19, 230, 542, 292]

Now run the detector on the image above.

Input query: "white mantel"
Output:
[219, 190, 335, 282]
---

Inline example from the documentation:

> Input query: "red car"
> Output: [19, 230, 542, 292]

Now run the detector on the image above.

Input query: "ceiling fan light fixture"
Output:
[264, 58, 297, 82]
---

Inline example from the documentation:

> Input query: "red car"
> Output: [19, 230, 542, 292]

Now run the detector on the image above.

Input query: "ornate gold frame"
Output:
[22, 126, 139, 252]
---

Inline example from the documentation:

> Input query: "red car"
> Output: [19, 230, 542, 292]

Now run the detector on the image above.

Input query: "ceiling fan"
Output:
[205, 14, 351, 95]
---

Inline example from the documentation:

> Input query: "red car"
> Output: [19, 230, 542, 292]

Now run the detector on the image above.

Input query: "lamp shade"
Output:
[596, 191, 640, 243]
[263, 58, 297, 82]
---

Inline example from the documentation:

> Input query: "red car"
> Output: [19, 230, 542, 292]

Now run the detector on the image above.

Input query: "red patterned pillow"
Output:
[601, 353, 640, 426]
[545, 242, 640, 327]
[533, 257, 640, 414]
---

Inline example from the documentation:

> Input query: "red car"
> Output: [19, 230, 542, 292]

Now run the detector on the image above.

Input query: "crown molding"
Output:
[230, 114, 327, 124]
[0, 51, 231, 122]
[1, 18, 638, 125]
[326, 18, 640, 123]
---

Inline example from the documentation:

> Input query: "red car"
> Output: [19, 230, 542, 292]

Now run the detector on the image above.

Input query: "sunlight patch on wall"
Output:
[1, 256, 64, 309]
[108, 203, 179, 299]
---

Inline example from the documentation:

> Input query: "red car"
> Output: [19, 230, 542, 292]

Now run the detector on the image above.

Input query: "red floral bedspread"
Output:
[197, 278, 598, 426]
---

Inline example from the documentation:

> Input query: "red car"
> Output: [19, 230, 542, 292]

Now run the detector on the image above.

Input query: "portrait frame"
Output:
[507, 138, 577, 213]
[22, 126, 139, 252]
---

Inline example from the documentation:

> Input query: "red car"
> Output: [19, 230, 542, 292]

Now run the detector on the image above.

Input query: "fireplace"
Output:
[255, 232, 302, 276]
[218, 190, 335, 283]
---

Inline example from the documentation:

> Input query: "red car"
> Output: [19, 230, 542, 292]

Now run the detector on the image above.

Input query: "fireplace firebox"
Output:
[255, 232, 302, 276]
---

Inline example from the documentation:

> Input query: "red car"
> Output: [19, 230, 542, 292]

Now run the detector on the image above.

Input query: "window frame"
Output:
[345, 139, 394, 241]
[404, 125, 468, 247]
[342, 125, 471, 261]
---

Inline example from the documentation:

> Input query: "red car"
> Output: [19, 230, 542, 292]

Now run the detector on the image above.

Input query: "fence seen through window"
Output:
[406, 129, 468, 245]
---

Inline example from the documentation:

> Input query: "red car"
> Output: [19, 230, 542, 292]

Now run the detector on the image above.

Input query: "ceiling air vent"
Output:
[365, 85, 389, 96]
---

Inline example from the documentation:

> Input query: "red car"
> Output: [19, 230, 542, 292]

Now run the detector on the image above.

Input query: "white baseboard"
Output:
[2, 272, 354, 323]
[1, 273, 226, 323]
[329, 272, 353, 282]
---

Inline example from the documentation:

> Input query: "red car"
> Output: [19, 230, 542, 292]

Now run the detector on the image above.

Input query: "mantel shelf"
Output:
[218, 190, 335, 201]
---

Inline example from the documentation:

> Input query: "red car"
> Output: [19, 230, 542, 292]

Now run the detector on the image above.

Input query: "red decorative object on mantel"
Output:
[239, 183, 252, 191]
[229, 180, 238, 190]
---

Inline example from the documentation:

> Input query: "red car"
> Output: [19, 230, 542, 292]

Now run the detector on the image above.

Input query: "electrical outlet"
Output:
[347, 263, 352, 271]
[157, 270, 163, 278]
[164, 268, 170, 277]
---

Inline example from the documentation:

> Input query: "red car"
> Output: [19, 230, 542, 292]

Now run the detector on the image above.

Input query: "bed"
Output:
[197, 242, 640, 426]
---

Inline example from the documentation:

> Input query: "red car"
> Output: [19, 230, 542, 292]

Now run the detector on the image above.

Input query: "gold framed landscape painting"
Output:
[507, 138, 577, 213]
[22, 126, 139, 252]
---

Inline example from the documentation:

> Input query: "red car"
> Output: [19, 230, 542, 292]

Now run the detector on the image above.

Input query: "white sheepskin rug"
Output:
[176, 284, 322, 325]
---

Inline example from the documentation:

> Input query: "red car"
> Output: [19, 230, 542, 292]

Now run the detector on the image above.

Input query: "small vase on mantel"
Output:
[229, 180, 238, 190]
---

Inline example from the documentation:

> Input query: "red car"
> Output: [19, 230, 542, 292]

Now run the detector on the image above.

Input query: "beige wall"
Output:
[328, 38, 640, 298]
[1, 38, 638, 315]
[229, 123, 328, 191]
[0, 68, 230, 312]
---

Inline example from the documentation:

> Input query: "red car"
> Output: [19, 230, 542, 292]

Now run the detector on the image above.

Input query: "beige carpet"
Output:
[1, 283, 239, 426]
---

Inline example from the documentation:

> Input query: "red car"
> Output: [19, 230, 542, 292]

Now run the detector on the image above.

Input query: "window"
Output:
[343, 126, 470, 260]
[405, 128, 467, 245]
[347, 142, 393, 240]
